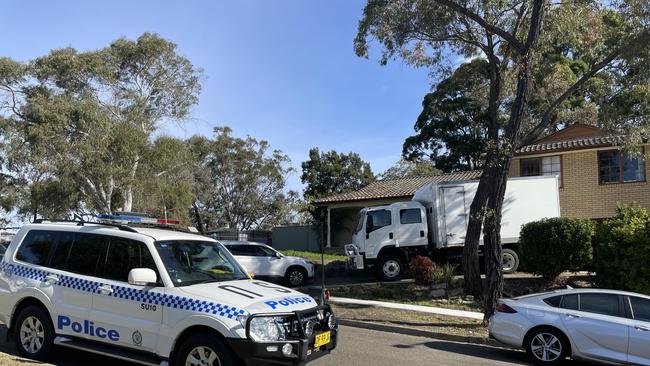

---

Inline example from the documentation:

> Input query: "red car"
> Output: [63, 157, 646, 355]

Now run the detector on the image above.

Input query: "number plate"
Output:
[314, 331, 331, 348]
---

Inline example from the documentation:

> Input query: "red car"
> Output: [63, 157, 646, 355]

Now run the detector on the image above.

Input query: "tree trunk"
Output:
[482, 0, 545, 321]
[462, 43, 502, 300]
[192, 202, 205, 234]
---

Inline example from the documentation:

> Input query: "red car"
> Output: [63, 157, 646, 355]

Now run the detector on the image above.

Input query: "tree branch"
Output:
[432, 0, 525, 53]
[520, 28, 650, 146]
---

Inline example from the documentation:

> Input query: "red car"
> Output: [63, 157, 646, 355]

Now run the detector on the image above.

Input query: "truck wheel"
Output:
[502, 249, 520, 274]
[175, 332, 236, 366]
[14, 305, 55, 360]
[376, 255, 403, 281]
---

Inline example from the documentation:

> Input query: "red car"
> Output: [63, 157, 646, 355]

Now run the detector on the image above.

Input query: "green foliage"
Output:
[520, 218, 596, 280]
[409, 256, 436, 286]
[593, 204, 650, 294]
[301, 148, 375, 201]
[190, 127, 293, 231]
[403, 59, 489, 172]
[380, 159, 441, 180]
[2, 33, 202, 216]
[432, 263, 457, 286]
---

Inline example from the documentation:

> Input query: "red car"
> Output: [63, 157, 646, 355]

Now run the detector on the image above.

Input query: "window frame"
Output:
[366, 209, 392, 234]
[519, 155, 563, 187]
[628, 296, 650, 323]
[399, 208, 422, 225]
[598, 147, 646, 185]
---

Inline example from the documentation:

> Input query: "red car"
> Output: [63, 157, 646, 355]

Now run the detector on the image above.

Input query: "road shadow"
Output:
[413, 340, 591, 365]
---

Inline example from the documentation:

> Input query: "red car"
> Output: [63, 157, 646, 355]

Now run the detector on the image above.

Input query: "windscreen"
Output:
[155, 240, 248, 286]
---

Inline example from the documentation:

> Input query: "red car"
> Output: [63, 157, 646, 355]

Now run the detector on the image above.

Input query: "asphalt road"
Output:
[0, 325, 529, 366]
[0, 325, 593, 366]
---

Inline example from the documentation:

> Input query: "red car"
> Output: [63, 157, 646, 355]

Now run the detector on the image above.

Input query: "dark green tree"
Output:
[403, 59, 490, 172]
[301, 148, 375, 200]
[190, 127, 293, 231]
[380, 159, 441, 180]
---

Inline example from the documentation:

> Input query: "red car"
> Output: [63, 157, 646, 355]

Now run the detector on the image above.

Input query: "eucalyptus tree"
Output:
[1, 33, 202, 215]
[356, 0, 650, 319]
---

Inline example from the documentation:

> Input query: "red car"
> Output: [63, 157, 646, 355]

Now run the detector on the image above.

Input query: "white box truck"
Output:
[344, 175, 560, 280]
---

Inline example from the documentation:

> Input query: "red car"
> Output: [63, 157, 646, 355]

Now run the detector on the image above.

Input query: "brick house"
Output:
[510, 124, 649, 218]
[314, 124, 649, 247]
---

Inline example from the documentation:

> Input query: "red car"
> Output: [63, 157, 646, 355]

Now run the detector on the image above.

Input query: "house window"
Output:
[598, 149, 645, 184]
[520, 156, 562, 183]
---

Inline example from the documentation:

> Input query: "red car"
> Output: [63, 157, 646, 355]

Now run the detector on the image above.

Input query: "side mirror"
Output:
[128, 268, 157, 286]
[275, 252, 282, 259]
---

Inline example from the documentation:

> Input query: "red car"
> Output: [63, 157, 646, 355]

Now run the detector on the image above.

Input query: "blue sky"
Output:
[2, 0, 433, 192]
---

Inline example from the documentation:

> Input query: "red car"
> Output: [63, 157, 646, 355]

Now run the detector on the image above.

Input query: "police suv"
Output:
[0, 217, 337, 366]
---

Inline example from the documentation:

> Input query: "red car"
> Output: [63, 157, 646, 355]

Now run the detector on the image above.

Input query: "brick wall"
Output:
[510, 146, 650, 219]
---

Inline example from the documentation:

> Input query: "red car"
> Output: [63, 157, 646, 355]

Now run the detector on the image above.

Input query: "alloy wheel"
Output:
[19, 316, 45, 354]
[530, 333, 562, 362]
[185, 346, 221, 366]
[289, 270, 304, 286]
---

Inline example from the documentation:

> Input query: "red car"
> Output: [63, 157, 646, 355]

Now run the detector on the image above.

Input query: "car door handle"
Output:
[98, 284, 113, 294]
[45, 274, 59, 284]
[635, 325, 650, 332]
[566, 313, 581, 318]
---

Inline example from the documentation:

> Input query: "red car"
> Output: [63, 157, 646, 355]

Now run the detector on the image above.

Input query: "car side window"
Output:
[400, 209, 422, 224]
[543, 295, 562, 307]
[560, 294, 578, 310]
[259, 247, 277, 257]
[579, 293, 622, 317]
[226, 245, 243, 255]
[50, 233, 107, 277]
[367, 210, 392, 233]
[16, 230, 55, 266]
[630, 297, 650, 322]
[101, 237, 158, 283]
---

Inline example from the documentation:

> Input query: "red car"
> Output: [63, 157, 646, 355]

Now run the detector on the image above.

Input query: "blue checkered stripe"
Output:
[108, 284, 246, 319]
[2, 260, 247, 319]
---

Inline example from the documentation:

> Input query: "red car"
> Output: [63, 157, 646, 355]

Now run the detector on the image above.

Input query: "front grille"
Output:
[281, 306, 334, 339]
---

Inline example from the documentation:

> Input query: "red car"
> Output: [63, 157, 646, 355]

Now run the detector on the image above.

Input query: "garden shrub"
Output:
[593, 204, 650, 294]
[409, 256, 435, 285]
[432, 263, 457, 286]
[520, 217, 595, 280]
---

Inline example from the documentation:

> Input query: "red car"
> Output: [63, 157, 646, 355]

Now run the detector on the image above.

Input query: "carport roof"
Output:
[313, 170, 482, 205]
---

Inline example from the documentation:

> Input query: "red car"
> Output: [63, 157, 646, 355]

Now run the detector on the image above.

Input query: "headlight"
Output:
[248, 317, 287, 342]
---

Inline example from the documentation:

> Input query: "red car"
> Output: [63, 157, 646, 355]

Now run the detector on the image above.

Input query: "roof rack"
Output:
[33, 218, 138, 233]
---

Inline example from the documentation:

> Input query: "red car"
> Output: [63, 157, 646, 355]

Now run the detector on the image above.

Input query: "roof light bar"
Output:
[97, 213, 179, 226]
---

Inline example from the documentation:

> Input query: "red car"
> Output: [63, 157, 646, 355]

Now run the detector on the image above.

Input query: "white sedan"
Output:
[490, 288, 650, 365]
[221, 241, 315, 287]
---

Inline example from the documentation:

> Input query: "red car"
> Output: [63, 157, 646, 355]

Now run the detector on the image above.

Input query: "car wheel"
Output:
[502, 248, 520, 274]
[14, 305, 55, 360]
[525, 328, 569, 365]
[375, 255, 403, 281]
[175, 332, 236, 366]
[285, 267, 307, 287]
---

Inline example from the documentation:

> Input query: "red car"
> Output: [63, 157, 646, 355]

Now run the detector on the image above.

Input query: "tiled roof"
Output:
[313, 170, 482, 205]
[515, 135, 623, 155]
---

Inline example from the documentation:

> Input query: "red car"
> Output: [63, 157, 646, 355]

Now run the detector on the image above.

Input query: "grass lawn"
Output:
[281, 249, 347, 264]
[331, 303, 488, 340]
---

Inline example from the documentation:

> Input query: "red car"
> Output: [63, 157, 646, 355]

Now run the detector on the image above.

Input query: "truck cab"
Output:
[348, 201, 428, 280]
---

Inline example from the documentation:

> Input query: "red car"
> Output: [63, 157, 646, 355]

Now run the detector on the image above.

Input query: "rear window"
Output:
[579, 293, 622, 317]
[543, 295, 562, 307]
[400, 209, 422, 224]
[49, 233, 108, 277]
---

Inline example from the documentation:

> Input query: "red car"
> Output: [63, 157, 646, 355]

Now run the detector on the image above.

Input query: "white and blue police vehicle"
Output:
[0, 215, 337, 366]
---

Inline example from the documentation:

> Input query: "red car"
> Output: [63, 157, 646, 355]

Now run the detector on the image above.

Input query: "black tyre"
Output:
[525, 327, 569, 365]
[502, 248, 520, 274]
[175, 332, 236, 366]
[14, 305, 55, 360]
[375, 255, 403, 281]
[285, 266, 307, 287]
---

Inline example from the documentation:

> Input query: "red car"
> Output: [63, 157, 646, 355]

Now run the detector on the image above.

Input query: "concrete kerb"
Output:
[330, 297, 484, 320]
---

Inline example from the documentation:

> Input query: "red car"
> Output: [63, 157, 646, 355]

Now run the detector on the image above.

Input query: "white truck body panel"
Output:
[412, 175, 561, 248]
